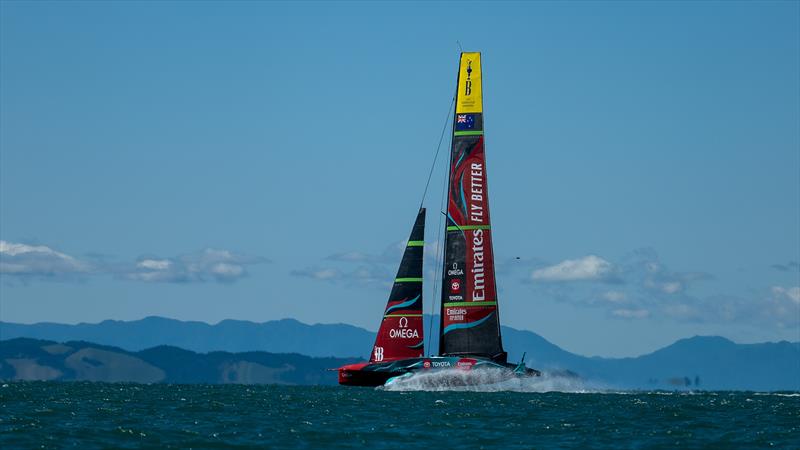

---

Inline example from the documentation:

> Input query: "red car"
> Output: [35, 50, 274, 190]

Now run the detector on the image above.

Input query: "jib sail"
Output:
[370, 208, 426, 363]
[439, 52, 506, 362]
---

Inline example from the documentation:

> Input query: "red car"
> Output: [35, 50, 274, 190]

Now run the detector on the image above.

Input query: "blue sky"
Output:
[1, 1, 798, 357]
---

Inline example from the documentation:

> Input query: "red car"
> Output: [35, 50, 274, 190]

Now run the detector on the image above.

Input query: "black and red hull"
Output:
[338, 362, 405, 387]
[337, 356, 540, 387]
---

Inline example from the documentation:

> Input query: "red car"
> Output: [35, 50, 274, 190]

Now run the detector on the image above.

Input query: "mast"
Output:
[370, 208, 426, 362]
[438, 52, 506, 363]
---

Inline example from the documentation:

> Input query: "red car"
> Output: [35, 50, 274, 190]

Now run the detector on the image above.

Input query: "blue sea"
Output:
[1, 381, 798, 448]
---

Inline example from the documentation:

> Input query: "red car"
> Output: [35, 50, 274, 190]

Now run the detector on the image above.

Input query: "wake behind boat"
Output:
[338, 52, 540, 387]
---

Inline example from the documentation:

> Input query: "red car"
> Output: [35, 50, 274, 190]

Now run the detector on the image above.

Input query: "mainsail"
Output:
[370, 208, 426, 363]
[439, 52, 506, 362]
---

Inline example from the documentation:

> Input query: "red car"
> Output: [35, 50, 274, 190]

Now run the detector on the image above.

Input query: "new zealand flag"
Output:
[455, 114, 475, 131]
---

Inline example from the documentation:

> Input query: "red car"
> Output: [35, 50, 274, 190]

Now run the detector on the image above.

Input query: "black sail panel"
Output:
[370, 208, 426, 362]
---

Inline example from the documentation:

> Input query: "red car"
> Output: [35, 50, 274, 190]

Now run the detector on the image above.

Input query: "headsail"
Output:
[439, 52, 506, 362]
[370, 208, 426, 363]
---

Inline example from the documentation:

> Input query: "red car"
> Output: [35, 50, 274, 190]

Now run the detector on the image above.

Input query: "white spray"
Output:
[377, 368, 598, 393]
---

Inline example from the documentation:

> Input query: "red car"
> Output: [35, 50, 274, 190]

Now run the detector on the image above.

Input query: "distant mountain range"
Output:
[2, 316, 798, 390]
[1, 317, 369, 358]
[0, 338, 356, 385]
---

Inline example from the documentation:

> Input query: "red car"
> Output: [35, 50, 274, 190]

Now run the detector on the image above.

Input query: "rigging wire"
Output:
[426, 147, 450, 355]
[418, 96, 455, 209]
[422, 94, 454, 354]
[420, 57, 459, 354]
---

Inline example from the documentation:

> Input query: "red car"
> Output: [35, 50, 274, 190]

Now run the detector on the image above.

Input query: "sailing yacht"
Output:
[337, 52, 540, 387]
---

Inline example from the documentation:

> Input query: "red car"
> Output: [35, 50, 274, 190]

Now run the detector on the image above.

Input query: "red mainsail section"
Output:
[447, 135, 497, 305]
[370, 209, 425, 363]
[371, 314, 424, 363]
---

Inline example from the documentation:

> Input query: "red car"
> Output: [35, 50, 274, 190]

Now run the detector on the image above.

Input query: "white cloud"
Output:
[531, 255, 614, 282]
[612, 308, 650, 319]
[290, 267, 340, 280]
[0, 241, 265, 284]
[0, 240, 90, 278]
[137, 259, 171, 270]
[125, 248, 264, 283]
[290, 264, 392, 289]
[524, 248, 798, 328]
[662, 303, 700, 321]
[326, 240, 407, 264]
[211, 263, 244, 278]
[306, 238, 443, 289]
[661, 281, 682, 294]
[771, 286, 800, 304]
[602, 291, 627, 303]
[325, 252, 376, 263]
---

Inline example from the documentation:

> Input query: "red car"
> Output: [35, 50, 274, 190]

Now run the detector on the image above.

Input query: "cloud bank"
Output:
[0, 241, 91, 279]
[125, 249, 266, 283]
[531, 255, 615, 282]
[528, 248, 797, 329]
[0, 240, 265, 284]
[292, 238, 798, 330]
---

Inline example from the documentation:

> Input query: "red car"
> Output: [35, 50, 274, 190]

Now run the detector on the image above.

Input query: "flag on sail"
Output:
[456, 114, 475, 130]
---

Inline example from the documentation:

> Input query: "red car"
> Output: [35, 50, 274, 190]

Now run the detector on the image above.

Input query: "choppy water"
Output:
[1, 381, 798, 448]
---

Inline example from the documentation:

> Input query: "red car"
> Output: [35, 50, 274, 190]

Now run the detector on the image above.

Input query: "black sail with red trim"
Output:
[369, 208, 426, 363]
[439, 52, 506, 363]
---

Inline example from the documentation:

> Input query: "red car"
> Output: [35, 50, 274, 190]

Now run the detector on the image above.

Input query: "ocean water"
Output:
[1, 379, 798, 449]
